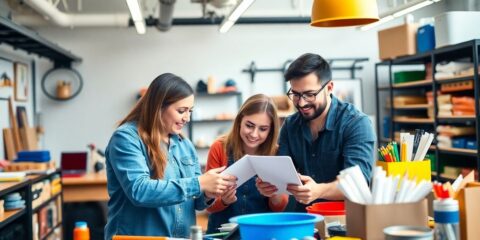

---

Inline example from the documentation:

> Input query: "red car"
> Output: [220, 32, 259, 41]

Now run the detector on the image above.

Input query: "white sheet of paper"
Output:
[221, 155, 302, 195]
[221, 155, 256, 187]
[249, 155, 302, 194]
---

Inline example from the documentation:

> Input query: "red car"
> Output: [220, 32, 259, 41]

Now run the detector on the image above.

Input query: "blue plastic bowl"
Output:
[229, 212, 323, 240]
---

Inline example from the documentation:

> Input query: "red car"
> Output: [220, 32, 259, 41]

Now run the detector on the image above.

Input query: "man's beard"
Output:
[296, 92, 328, 121]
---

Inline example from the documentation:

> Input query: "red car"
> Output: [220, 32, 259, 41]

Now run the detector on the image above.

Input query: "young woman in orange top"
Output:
[206, 94, 289, 233]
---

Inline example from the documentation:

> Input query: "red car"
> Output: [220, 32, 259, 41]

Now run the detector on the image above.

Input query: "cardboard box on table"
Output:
[457, 182, 480, 240]
[346, 199, 428, 240]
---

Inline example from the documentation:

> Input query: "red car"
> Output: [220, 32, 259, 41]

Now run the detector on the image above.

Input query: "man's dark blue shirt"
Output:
[278, 95, 376, 212]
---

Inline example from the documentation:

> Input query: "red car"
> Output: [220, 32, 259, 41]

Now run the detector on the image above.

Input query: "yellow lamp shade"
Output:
[311, 0, 379, 27]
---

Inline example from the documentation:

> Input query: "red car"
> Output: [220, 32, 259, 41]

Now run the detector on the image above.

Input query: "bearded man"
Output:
[256, 53, 376, 212]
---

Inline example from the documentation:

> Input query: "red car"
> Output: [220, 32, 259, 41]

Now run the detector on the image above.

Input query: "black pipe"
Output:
[129, 16, 311, 27]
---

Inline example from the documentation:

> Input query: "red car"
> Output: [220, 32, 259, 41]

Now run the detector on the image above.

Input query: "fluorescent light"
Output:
[228, 0, 254, 22]
[126, 0, 143, 21]
[219, 0, 255, 33]
[126, 0, 146, 34]
[219, 21, 235, 33]
[358, 0, 440, 31]
[134, 20, 146, 34]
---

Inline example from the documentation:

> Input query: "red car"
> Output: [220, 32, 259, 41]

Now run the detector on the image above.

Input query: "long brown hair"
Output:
[224, 94, 280, 160]
[119, 73, 193, 178]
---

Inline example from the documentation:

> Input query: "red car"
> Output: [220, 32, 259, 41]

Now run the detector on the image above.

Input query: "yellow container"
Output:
[376, 160, 431, 183]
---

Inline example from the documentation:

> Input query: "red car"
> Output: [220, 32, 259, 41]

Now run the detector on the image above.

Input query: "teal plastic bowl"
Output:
[229, 212, 323, 240]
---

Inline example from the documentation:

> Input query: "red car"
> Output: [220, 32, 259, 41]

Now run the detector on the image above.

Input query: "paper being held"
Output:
[221, 155, 302, 194]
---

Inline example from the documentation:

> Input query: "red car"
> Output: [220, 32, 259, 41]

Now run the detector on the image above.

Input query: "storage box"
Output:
[425, 153, 436, 172]
[376, 160, 431, 183]
[378, 23, 418, 60]
[465, 140, 477, 150]
[346, 199, 428, 240]
[393, 96, 427, 106]
[435, 11, 480, 48]
[456, 182, 480, 240]
[393, 71, 426, 84]
[452, 138, 467, 148]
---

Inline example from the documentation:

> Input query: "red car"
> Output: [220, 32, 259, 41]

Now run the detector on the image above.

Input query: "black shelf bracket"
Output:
[243, 58, 369, 81]
[242, 57, 369, 92]
[0, 16, 82, 68]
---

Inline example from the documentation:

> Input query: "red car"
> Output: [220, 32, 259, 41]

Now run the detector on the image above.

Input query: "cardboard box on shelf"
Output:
[392, 96, 427, 106]
[378, 23, 419, 60]
[346, 199, 428, 240]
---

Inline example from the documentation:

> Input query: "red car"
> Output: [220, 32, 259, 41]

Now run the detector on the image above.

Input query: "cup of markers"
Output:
[378, 130, 434, 163]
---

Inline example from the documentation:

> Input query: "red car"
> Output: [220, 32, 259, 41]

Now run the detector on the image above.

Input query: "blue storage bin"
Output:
[230, 213, 323, 240]
[452, 138, 466, 149]
[465, 139, 477, 150]
[15, 150, 51, 162]
[417, 24, 435, 53]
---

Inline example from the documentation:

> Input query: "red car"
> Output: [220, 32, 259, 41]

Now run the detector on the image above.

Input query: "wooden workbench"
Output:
[62, 172, 108, 202]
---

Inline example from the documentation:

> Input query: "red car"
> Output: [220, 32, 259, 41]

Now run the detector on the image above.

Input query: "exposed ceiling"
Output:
[4, 0, 403, 19]
[5, 0, 468, 30]
[8, 0, 317, 18]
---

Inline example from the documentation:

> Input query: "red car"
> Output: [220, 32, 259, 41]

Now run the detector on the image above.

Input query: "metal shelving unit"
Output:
[375, 39, 480, 181]
[0, 170, 63, 240]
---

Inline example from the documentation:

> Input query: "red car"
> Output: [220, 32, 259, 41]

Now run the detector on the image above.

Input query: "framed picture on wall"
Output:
[14, 62, 28, 102]
[0, 58, 14, 88]
[332, 78, 363, 111]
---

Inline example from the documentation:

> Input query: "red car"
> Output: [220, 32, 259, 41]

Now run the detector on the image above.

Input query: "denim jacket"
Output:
[104, 122, 210, 239]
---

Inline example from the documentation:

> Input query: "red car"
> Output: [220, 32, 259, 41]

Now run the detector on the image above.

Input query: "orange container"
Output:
[73, 221, 90, 240]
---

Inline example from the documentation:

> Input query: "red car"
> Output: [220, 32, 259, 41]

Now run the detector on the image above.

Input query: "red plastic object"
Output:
[306, 201, 345, 216]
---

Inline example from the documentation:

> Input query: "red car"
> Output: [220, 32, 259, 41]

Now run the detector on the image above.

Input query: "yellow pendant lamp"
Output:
[311, 0, 379, 27]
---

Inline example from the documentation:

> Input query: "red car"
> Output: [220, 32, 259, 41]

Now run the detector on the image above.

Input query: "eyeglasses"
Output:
[287, 80, 331, 102]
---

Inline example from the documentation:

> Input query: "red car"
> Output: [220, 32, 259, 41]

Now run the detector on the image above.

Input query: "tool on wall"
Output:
[242, 57, 369, 93]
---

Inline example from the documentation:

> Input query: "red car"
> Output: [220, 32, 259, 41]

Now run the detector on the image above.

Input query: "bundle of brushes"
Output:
[337, 165, 433, 204]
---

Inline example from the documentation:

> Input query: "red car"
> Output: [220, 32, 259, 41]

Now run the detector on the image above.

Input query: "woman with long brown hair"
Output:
[205, 94, 288, 233]
[104, 73, 236, 239]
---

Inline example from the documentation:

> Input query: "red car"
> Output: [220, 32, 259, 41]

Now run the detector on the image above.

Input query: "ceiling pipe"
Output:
[16, 0, 310, 28]
[18, 0, 129, 27]
[157, 0, 176, 31]
[133, 16, 311, 26]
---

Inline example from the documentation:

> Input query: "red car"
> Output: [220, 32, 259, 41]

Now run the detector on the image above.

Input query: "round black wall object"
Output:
[41, 67, 83, 101]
